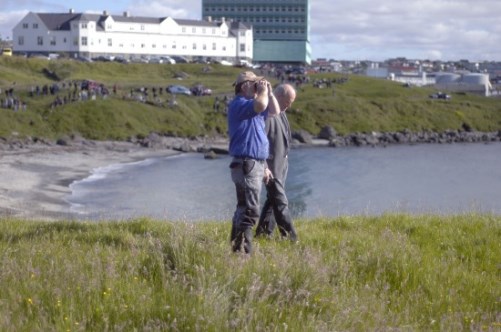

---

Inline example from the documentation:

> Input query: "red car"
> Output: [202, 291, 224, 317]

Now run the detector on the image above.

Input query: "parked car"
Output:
[167, 85, 192, 95]
[92, 55, 114, 62]
[74, 55, 93, 62]
[148, 57, 164, 64]
[160, 56, 176, 64]
[2, 48, 13, 56]
[191, 84, 212, 96]
[171, 55, 189, 63]
[113, 56, 129, 63]
[129, 56, 149, 63]
[429, 92, 451, 100]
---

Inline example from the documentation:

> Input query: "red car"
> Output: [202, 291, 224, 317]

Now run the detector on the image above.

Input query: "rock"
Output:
[204, 150, 218, 159]
[292, 129, 313, 144]
[318, 125, 337, 140]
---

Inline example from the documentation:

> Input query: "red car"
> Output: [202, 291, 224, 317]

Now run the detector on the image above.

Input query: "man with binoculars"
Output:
[227, 71, 280, 254]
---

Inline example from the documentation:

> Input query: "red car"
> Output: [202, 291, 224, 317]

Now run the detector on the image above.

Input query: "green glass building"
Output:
[202, 0, 311, 64]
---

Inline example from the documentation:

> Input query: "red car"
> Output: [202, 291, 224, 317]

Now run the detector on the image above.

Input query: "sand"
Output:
[0, 140, 180, 220]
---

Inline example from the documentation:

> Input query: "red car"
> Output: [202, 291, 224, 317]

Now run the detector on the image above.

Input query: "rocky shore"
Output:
[1, 129, 500, 221]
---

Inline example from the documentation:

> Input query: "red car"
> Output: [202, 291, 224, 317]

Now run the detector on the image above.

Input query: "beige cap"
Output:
[233, 71, 263, 86]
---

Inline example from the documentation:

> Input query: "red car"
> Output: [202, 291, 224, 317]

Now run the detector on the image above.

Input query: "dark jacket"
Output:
[266, 112, 291, 180]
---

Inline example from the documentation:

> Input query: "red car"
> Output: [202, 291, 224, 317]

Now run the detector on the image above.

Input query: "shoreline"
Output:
[0, 140, 181, 220]
[1, 133, 500, 221]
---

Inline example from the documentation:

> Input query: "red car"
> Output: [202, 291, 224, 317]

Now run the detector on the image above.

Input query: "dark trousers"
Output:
[256, 173, 297, 241]
[230, 157, 265, 253]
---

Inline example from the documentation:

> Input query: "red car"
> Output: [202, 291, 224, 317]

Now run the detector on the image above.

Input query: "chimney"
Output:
[103, 10, 108, 16]
[221, 17, 225, 22]
[69, 8, 74, 14]
[206, 16, 212, 22]
[123, 11, 129, 17]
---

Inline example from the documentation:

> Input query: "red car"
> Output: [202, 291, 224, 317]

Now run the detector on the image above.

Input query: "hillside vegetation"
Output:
[1, 56, 500, 141]
[0, 214, 499, 331]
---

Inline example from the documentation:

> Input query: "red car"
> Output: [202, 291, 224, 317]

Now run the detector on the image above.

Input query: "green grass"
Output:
[0, 214, 499, 330]
[1, 56, 501, 140]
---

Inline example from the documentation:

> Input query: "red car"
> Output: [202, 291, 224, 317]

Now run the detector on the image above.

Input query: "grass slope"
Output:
[1, 57, 501, 140]
[0, 214, 499, 331]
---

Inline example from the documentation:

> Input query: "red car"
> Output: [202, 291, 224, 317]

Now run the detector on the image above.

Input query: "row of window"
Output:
[20, 35, 241, 52]
[233, 16, 305, 23]
[255, 29, 305, 34]
[204, 6, 305, 12]
[22, 21, 229, 36]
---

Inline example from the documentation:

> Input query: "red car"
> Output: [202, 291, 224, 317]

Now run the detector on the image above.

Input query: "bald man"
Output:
[256, 83, 298, 241]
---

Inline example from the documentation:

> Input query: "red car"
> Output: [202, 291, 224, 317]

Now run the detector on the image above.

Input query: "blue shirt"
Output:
[227, 96, 269, 160]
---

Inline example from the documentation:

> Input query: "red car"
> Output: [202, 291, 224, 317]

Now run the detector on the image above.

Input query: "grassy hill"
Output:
[0, 214, 499, 331]
[1, 56, 500, 141]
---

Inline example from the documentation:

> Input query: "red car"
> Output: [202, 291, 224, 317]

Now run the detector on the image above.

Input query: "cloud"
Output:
[1, 0, 500, 61]
[129, 0, 201, 19]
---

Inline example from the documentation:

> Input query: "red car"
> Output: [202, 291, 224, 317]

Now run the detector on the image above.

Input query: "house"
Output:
[12, 10, 253, 63]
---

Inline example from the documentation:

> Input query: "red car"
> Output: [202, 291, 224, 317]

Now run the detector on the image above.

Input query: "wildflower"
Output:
[27, 298, 33, 305]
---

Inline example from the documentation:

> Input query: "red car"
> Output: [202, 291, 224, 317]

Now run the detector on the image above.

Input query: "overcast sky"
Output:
[1, 0, 500, 61]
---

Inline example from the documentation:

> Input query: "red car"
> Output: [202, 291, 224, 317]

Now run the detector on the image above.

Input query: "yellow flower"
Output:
[27, 298, 33, 305]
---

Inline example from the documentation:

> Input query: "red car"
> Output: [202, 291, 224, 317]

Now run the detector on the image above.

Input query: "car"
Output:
[160, 56, 176, 64]
[429, 92, 451, 100]
[113, 56, 129, 63]
[92, 55, 115, 62]
[166, 85, 192, 95]
[191, 84, 212, 96]
[2, 48, 13, 56]
[74, 55, 93, 62]
[171, 55, 189, 63]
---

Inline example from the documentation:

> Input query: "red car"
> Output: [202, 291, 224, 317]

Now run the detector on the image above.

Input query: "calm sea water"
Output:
[67, 142, 501, 221]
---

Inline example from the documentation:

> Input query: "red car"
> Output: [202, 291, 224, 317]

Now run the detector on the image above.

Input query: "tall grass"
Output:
[0, 214, 499, 330]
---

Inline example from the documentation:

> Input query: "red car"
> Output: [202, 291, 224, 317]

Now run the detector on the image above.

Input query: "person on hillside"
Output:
[255, 84, 298, 242]
[228, 71, 280, 254]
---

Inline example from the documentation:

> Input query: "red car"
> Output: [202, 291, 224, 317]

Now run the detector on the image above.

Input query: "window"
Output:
[192, 27, 196, 33]
[141, 25, 145, 31]
[203, 44, 207, 50]
[33, 23, 38, 29]
[81, 23, 87, 29]
[37, 36, 43, 45]
[22, 23, 28, 29]
[81, 37, 87, 46]
[107, 24, 112, 29]
[152, 44, 156, 48]
[202, 28, 206, 34]
[193, 43, 197, 50]
[240, 31, 246, 36]
[141, 43, 145, 48]
[182, 27, 186, 33]
[108, 38, 112, 47]
[73, 37, 78, 46]
[240, 43, 245, 52]
[50, 36, 56, 46]
[212, 42, 216, 50]
[212, 28, 216, 34]
[172, 41, 177, 49]
[18, 36, 24, 45]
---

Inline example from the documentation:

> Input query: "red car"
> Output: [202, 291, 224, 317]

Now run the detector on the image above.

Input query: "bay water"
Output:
[67, 142, 501, 221]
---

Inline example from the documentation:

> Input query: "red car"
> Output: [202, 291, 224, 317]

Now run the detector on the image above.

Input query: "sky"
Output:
[1, 0, 500, 62]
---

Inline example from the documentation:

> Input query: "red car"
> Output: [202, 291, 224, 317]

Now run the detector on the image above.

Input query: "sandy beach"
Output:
[0, 140, 181, 220]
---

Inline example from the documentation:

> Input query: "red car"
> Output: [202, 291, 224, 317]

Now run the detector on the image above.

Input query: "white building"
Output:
[12, 10, 254, 63]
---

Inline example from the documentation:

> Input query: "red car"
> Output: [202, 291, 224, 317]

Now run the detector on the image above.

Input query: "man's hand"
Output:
[263, 168, 274, 184]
